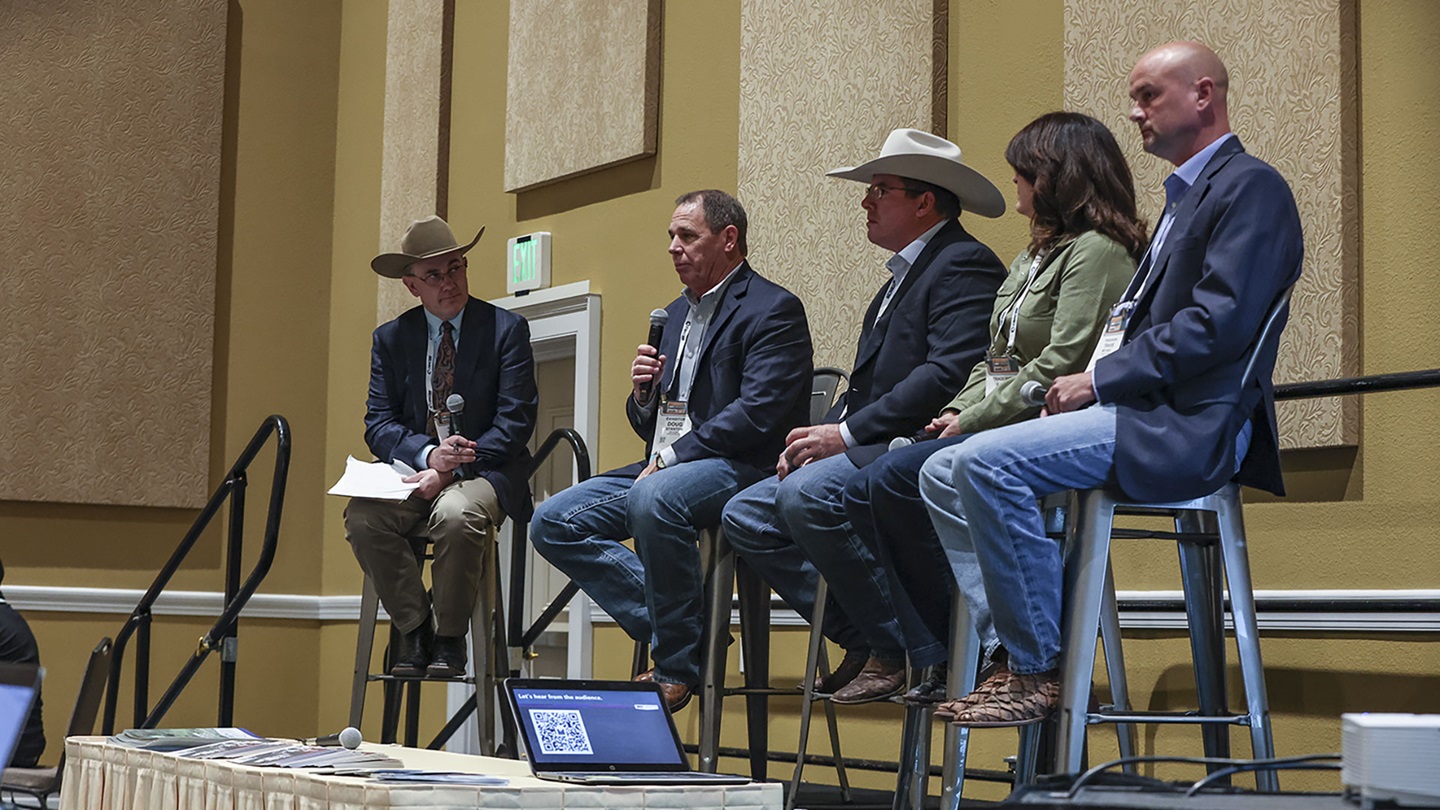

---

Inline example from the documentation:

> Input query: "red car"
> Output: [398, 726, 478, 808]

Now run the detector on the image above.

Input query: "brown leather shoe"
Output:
[634, 668, 656, 682]
[816, 647, 870, 694]
[656, 681, 692, 712]
[830, 656, 906, 704]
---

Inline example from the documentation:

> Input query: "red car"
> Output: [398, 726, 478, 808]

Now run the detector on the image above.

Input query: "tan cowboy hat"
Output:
[371, 216, 484, 278]
[827, 128, 1005, 218]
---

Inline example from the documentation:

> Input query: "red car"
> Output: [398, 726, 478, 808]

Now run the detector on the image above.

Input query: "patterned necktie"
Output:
[430, 320, 455, 436]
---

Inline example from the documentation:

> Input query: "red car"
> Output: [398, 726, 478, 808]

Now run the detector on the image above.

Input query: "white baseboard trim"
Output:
[3, 586, 387, 622]
[7, 585, 1440, 632]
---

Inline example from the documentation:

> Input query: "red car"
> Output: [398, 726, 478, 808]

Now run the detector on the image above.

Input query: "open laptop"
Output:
[503, 678, 750, 785]
[0, 662, 42, 769]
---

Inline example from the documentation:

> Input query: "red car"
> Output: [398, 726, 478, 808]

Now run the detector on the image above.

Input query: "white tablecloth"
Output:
[60, 737, 781, 809]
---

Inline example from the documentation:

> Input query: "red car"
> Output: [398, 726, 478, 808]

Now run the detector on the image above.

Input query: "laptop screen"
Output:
[0, 663, 41, 769]
[506, 679, 688, 770]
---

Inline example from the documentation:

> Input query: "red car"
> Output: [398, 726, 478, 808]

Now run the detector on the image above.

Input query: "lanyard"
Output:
[670, 314, 698, 402]
[998, 251, 1047, 352]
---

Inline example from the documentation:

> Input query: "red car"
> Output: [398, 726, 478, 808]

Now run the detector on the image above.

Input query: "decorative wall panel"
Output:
[0, 0, 226, 507]
[377, 0, 453, 324]
[503, 0, 661, 192]
[739, 0, 948, 371]
[1064, 1, 1358, 449]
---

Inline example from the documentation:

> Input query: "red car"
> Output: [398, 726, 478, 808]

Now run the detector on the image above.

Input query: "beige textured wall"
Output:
[1064, 1, 1359, 450]
[377, 0, 453, 324]
[503, 0, 661, 191]
[738, 0, 950, 370]
[0, 0, 226, 508]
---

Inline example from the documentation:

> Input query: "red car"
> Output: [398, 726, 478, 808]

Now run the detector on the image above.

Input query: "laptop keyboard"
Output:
[555, 771, 744, 781]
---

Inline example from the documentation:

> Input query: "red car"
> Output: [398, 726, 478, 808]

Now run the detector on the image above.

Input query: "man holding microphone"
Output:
[529, 190, 812, 710]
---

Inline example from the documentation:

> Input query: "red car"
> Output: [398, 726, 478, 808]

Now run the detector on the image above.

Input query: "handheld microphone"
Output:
[306, 727, 362, 749]
[1020, 381, 1048, 407]
[638, 308, 668, 401]
[445, 393, 465, 437]
[888, 430, 938, 451]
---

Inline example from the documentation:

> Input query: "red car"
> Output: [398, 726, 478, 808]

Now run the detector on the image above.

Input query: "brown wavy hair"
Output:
[1006, 112, 1148, 262]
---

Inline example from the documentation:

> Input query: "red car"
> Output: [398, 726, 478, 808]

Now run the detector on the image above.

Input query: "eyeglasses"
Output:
[865, 183, 913, 201]
[408, 264, 466, 286]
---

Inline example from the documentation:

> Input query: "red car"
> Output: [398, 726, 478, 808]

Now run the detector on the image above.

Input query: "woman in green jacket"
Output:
[839, 111, 1147, 706]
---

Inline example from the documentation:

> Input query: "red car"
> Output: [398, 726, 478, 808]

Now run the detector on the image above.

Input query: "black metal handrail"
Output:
[508, 428, 591, 658]
[1274, 367, 1440, 400]
[101, 414, 291, 734]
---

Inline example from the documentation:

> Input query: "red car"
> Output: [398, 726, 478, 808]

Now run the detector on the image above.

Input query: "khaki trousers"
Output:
[344, 476, 504, 637]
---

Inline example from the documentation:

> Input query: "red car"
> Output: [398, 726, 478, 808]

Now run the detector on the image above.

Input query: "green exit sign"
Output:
[506, 231, 551, 294]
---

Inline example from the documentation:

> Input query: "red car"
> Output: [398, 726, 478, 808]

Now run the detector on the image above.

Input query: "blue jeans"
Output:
[843, 436, 969, 668]
[721, 454, 906, 659]
[528, 457, 763, 686]
[920, 405, 1252, 675]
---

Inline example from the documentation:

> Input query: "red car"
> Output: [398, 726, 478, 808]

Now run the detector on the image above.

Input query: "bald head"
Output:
[1128, 41, 1232, 165]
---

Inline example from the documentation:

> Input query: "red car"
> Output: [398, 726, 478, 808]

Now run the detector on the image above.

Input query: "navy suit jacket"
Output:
[609, 262, 813, 477]
[1094, 137, 1304, 501]
[364, 297, 539, 520]
[834, 218, 1007, 467]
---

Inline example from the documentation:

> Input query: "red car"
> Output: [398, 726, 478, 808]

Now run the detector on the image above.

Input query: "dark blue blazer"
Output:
[364, 297, 539, 520]
[609, 262, 813, 477]
[1095, 137, 1304, 502]
[835, 218, 1007, 467]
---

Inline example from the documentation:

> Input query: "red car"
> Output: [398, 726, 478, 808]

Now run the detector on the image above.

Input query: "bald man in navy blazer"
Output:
[346, 216, 537, 681]
[920, 41, 1304, 725]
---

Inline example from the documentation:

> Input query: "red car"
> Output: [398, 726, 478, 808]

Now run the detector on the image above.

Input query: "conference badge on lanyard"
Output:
[1085, 301, 1135, 372]
[984, 352, 1020, 396]
[651, 399, 693, 459]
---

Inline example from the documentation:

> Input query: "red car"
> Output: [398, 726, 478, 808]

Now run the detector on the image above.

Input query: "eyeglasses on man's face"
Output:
[408, 263, 466, 286]
[865, 183, 914, 201]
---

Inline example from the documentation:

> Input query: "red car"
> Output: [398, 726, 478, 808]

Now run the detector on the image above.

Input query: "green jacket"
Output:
[945, 230, 1137, 434]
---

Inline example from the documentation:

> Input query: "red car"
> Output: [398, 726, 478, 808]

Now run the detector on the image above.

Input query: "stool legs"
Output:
[1176, 511, 1231, 766]
[1056, 489, 1117, 773]
[939, 595, 981, 810]
[1215, 496, 1278, 790]
[736, 561, 774, 781]
[349, 577, 381, 730]
[698, 527, 732, 774]
[1099, 561, 1139, 769]
[788, 576, 850, 810]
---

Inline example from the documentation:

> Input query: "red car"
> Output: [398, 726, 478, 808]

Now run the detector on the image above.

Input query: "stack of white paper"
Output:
[327, 455, 421, 501]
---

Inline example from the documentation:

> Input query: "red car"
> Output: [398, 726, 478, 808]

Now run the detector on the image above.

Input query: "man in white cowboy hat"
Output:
[345, 215, 537, 679]
[722, 128, 1008, 703]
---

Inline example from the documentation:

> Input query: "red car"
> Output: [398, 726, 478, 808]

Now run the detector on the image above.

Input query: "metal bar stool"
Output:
[923, 497, 1135, 810]
[695, 526, 849, 791]
[348, 537, 507, 754]
[1056, 482, 1277, 789]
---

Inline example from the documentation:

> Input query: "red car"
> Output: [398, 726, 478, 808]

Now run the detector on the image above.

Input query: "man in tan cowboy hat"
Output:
[346, 215, 537, 678]
[723, 128, 1008, 703]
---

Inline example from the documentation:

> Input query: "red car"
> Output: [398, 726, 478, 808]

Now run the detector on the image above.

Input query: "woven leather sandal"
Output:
[932, 663, 1012, 720]
[949, 668, 1060, 727]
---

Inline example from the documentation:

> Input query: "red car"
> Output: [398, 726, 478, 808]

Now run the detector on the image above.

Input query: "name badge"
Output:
[984, 353, 1020, 396]
[1085, 302, 1135, 372]
[651, 400, 693, 459]
[433, 410, 453, 441]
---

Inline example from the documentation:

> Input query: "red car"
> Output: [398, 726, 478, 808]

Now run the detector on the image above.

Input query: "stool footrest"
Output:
[1107, 527, 1219, 543]
[367, 673, 476, 685]
[1088, 709, 1251, 726]
[722, 686, 802, 697]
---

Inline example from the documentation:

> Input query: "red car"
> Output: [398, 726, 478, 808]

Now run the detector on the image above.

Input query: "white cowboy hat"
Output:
[827, 128, 1005, 218]
[371, 216, 484, 278]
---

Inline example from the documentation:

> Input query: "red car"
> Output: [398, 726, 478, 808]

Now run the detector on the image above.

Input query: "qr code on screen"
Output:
[530, 709, 593, 755]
